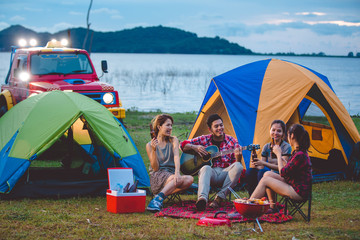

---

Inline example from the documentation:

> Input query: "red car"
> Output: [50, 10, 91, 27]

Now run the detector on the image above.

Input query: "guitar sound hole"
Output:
[203, 153, 211, 161]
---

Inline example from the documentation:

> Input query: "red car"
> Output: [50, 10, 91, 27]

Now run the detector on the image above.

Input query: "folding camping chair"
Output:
[164, 192, 184, 206]
[209, 186, 231, 202]
[167, 183, 198, 205]
[281, 182, 312, 222]
[209, 169, 247, 202]
[209, 182, 247, 202]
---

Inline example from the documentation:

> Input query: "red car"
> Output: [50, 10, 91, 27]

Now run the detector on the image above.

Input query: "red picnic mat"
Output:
[155, 200, 292, 223]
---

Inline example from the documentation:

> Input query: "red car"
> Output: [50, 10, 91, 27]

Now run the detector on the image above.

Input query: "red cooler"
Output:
[107, 168, 146, 213]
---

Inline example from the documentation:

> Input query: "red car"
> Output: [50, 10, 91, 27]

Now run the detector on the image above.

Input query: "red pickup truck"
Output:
[0, 39, 125, 120]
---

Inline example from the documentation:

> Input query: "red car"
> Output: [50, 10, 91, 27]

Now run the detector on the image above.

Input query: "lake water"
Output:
[1, 53, 359, 115]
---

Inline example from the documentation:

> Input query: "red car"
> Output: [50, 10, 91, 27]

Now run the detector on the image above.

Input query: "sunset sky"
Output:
[0, 0, 359, 55]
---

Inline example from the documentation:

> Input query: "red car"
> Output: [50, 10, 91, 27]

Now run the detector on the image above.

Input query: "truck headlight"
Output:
[61, 39, 68, 46]
[19, 72, 30, 82]
[18, 39, 27, 47]
[103, 92, 114, 104]
[29, 39, 37, 47]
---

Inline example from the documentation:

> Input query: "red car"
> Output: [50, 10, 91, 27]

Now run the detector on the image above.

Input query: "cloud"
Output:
[304, 20, 360, 27]
[208, 23, 251, 37]
[266, 19, 295, 25]
[10, 15, 25, 22]
[0, 22, 10, 31]
[28, 22, 78, 33]
[226, 28, 360, 55]
[208, 19, 360, 38]
[91, 8, 119, 15]
[296, 12, 326, 17]
[90, 8, 123, 20]
[303, 23, 360, 36]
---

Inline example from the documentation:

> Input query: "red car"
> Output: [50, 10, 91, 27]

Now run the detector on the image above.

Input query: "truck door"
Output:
[11, 54, 30, 104]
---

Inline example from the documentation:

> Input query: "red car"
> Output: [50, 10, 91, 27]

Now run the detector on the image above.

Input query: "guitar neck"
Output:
[210, 146, 253, 158]
[211, 149, 234, 158]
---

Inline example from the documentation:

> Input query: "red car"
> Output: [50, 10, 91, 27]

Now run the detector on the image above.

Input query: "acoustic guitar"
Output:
[180, 144, 260, 175]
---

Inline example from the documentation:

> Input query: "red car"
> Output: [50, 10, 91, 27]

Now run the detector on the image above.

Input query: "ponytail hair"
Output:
[288, 124, 310, 152]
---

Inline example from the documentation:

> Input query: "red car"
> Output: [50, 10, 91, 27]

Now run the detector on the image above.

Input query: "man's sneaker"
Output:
[147, 195, 164, 212]
[196, 197, 207, 211]
[209, 196, 224, 209]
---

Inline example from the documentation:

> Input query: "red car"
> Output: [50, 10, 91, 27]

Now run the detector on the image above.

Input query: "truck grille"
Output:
[81, 93, 103, 104]
[79, 92, 116, 105]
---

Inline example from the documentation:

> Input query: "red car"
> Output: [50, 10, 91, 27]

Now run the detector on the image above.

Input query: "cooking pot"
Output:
[233, 200, 270, 219]
[196, 211, 231, 227]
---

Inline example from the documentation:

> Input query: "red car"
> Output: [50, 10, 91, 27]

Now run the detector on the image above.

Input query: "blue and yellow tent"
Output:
[188, 59, 360, 179]
[0, 91, 149, 198]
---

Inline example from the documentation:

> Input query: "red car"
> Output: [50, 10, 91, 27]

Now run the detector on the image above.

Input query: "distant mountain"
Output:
[0, 25, 253, 55]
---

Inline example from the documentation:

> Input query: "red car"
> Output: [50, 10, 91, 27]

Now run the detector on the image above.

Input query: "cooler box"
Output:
[107, 168, 146, 213]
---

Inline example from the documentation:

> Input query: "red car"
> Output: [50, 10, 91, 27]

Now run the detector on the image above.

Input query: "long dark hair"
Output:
[151, 114, 174, 142]
[270, 119, 286, 139]
[288, 124, 310, 152]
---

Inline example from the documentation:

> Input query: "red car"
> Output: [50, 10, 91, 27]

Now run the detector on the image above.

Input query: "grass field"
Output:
[1, 111, 360, 239]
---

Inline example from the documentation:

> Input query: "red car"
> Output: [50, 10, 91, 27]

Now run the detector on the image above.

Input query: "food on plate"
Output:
[234, 197, 270, 205]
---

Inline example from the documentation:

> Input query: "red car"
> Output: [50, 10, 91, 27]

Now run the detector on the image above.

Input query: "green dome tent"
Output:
[0, 91, 149, 198]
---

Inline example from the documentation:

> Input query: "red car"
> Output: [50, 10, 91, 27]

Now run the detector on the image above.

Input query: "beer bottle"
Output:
[128, 180, 139, 193]
[249, 145, 258, 168]
[252, 147, 258, 161]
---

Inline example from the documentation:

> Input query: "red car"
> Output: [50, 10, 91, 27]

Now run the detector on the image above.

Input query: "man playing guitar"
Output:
[180, 114, 243, 211]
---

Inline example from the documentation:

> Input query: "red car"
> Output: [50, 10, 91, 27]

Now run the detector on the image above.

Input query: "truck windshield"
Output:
[30, 53, 94, 75]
